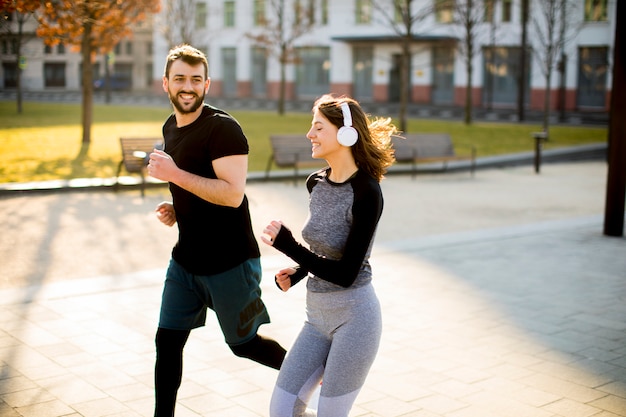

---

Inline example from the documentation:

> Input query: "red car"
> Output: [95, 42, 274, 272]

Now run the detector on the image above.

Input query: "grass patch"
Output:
[0, 101, 607, 183]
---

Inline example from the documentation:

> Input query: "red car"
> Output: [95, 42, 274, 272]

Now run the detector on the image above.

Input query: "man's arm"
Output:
[148, 149, 247, 208]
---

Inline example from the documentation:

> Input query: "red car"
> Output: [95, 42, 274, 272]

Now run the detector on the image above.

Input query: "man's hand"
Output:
[155, 201, 176, 227]
[148, 149, 178, 183]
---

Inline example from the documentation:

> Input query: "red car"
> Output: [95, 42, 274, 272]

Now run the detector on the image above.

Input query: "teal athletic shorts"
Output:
[158, 257, 271, 346]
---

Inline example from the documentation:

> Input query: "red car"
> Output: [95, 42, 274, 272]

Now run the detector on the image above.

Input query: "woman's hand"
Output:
[275, 267, 296, 292]
[261, 220, 283, 246]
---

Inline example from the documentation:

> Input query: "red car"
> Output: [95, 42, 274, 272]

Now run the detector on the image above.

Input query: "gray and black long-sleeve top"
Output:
[272, 167, 383, 293]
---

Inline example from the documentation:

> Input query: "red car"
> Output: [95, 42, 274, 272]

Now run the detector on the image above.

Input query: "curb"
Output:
[0, 143, 607, 196]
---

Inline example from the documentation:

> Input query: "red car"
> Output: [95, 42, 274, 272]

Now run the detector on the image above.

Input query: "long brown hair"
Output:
[313, 94, 397, 182]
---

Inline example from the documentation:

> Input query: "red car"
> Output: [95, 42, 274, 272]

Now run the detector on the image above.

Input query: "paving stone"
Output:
[0, 162, 624, 417]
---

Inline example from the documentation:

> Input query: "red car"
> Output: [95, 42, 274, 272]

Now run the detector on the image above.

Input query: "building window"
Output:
[44, 44, 65, 55]
[224, 1, 235, 27]
[147, 41, 153, 56]
[113, 63, 133, 88]
[3, 38, 17, 54]
[253, 0, 265, 26]
[501, 0, 512, 22]
[434, 0, 455, 23]
[195, 2, 207, 29]
[584, 0, 607, 21]
[577, 46, 608, 107]
[126, 41, 132, 55]
[294, 0, 314, 24]
[251, 47, 267, 96]
[306, 0, 315, 24]
[44, 62, 66, 87]
[356, 0, 372, 24]
[146, 63, 153, 87]
[321, 0, 328, 25]
[432, 46, 455, 104]
[484, 0, 495, 22]
[393, 0, 404, 23]
[353, 46, 373, 100]
[221, 47, 237, 96]
[295, 46, 330, 97]
[482, 46, 530, 106]
[2, 62, 18, 87]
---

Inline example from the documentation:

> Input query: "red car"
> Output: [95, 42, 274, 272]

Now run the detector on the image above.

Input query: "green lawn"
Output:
[0, 101, 608, 183]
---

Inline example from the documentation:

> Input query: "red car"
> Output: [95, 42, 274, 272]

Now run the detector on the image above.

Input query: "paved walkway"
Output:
[1, 161, 625, 417]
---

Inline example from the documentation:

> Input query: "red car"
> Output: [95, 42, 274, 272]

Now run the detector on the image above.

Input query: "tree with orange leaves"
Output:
[0, 0, 42, 114]
[36, 0, 160, 145]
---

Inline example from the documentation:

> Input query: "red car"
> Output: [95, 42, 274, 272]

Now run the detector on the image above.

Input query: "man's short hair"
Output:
[164, 44, 209, 79]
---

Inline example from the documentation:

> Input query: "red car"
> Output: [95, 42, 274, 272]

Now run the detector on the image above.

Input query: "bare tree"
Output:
[245, 0, 316, 115]
[435, 0, 487, 125]
[372, 0, 430, 132]
[530, 0, 579, 132]
[0, 0, 42, 114]
[157, 0, 196, 48]
[484, 0, 499, 110]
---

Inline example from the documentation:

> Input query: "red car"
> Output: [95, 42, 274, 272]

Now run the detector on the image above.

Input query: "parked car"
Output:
[94, 75, 131, 91]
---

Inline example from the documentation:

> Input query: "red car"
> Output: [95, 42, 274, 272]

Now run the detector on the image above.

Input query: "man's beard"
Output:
[168, 90, 205, 114]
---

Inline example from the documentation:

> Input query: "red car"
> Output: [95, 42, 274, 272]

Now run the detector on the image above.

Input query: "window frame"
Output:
[356, 0, 372, 25]
[434, 0, 455, 24]
[195, 2, 207, 29]
[253, 0, 266, 26]
[584, 0, 608, 22]
[224, 0, 235, 27]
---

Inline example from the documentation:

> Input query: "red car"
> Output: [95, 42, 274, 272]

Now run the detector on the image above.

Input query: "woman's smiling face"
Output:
[306, 108, 342, 159]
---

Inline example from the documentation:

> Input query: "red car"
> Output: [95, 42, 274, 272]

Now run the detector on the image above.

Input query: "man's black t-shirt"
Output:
[162, 104, 260, 275]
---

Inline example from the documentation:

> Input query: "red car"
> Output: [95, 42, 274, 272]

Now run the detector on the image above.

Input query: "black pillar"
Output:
[517, 0, 529, 122]
[603, 0, 626, 237]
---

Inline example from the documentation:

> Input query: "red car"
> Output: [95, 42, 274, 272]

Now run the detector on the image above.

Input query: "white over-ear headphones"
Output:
[337, 102, 359, 147]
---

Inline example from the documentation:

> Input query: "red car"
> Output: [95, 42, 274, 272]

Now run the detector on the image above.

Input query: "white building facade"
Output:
[152, 0, 615, 112]
[0, 14, 154, 92]
[0, 0, 615, 113]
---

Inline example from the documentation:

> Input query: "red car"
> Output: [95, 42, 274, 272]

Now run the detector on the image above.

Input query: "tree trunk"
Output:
[464, 18, 473, 125]
[557, 54, 566, 122]
[558, 0, 567, 122]
[278, 45, 286, 115]
[104, 53, 112, 104]
[16, 17, 24, 114]
[465, 59, 472, 125]
[399, 37, 410, 132]
[543, 71, 551, 132]
[81, 22, 93, 144]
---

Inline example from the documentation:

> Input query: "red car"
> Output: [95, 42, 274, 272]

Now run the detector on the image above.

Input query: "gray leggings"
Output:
[270, 283, 382, 417]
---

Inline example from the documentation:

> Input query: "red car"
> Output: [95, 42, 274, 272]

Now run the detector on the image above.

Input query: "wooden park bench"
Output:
[115, 137, 163, 196]
[265, 134, 325, 184]
[391, 133, 476, 178]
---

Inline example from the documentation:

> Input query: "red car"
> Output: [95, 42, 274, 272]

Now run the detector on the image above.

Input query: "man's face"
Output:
[163, 59, 209, 115]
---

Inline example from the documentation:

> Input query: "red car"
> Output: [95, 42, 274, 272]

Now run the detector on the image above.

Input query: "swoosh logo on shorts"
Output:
[237, 298, 266, 337]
